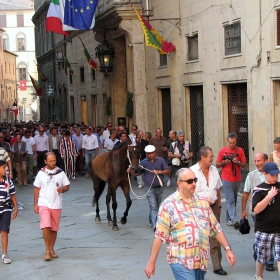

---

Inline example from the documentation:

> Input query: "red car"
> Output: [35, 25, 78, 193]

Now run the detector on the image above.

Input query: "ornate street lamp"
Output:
[142, 0, 153, 18]
[56, 51, 64, 70]
[95, 33, 115, 78]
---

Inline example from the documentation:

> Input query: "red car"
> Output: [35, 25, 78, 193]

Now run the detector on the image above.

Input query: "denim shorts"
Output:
[170, 263, 206, 280]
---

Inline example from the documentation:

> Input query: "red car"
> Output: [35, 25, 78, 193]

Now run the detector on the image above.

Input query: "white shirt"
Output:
[102, 129, 110, 140]
[22, 136, 36, 155]
[104, 138, 119, 151]
[190, 162, 222, 204]
[82, 134, 99, 150]
[34, 134, 49, 152]
[34, 168, 70, 209]
[51, 136, 58, 149]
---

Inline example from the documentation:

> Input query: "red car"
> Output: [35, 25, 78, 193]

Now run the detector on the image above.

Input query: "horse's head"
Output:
[127, 142, 141, 174]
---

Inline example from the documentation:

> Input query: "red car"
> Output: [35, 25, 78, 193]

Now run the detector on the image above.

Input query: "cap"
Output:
[144, 145, 156, 153]
[263, 162, 280, 175]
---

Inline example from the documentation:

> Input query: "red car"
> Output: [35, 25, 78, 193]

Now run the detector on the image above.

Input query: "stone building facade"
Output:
[33, 0, 280, 171]
[0, 28, 17, 122]
[0, 0, 38, 122]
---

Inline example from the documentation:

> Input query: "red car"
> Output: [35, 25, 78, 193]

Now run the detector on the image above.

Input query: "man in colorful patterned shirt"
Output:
[145, 168, 236, 280]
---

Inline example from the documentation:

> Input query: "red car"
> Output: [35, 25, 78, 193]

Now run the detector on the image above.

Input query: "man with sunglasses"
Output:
[145, 168, 236, 280]
[190, 146, 226, 276]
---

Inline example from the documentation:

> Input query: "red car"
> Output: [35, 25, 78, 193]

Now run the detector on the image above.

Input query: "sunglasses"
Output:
[132, 128, 137, 130]
[179, 178, 198, 184]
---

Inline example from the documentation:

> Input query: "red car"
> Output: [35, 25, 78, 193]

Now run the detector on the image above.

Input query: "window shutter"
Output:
[277, 10, 280, 46]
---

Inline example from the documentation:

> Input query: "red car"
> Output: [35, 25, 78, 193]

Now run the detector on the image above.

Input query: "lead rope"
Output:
[127, 149, 163, 199]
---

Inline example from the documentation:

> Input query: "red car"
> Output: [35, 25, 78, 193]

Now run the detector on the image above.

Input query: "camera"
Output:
[181, 155, 188, 163]
[222, 154, 239, 161]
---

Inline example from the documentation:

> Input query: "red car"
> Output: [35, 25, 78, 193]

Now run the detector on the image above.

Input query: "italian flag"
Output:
[46, 0, 69, 36]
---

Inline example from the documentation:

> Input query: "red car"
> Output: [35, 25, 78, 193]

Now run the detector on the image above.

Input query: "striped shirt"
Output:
[0, 147, 10, 174]
[0, 176, 15, 213]
[155, 191, 222, 271]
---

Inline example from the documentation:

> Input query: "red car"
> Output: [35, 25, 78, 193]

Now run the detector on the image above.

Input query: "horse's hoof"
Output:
[120, 217, 127, 225]
[95, 217, 101, 222]
[112, 225, 119, 231]
[108, 220, 113, 226]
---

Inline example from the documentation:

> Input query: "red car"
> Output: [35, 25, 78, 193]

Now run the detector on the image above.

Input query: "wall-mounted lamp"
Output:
[142, 0, 153, 18]
[95, 33, 115, 78]
[267, 51, 271, 63]
[56, 51, 64, 70]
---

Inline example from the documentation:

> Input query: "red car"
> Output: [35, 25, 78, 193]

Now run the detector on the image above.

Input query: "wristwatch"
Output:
[224, 246, 231, 250]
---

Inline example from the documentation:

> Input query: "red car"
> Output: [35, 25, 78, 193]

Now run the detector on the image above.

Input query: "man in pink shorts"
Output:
[34, 152, 70, 261]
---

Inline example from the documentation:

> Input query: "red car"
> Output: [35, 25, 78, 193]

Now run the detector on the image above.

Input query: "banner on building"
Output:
[132, 5, 176, 54]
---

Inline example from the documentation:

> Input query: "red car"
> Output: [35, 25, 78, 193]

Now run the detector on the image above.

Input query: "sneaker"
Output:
[2, 253, 11, 264]
[226, 221, 234, 226]
[254, 275, 264, 280]
[85, 173, 89, 178]
[233, 221, 240, 229]
[138, 185, 143, 189]
[72, 176, 76, 180]
[166, 179, 171, 187]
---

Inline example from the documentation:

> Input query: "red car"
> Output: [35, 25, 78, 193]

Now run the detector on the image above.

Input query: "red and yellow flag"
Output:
[29, 74, 43, 96]
[77, 35, 98, 70]
[132, 6, 175, 54]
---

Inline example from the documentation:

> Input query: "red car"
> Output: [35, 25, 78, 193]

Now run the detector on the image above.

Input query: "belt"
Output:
[37, 150, 47, 153]
[86, 149, 95, 151]
[52, 149, 58, 151]
[152, 186, 162, 188]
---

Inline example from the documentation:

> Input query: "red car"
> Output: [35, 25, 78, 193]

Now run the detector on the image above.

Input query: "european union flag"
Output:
[64, 0, 99, 30]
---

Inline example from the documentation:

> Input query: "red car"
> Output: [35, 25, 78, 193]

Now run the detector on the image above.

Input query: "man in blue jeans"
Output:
[128, 145, 169, 231]
[216, 133, 246, 229]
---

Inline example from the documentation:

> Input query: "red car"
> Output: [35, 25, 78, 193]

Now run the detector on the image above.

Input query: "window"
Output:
[277, 10, 280, 46]
[17, 14, 24, 27]
[18, 62, 27, 80]
[3, 34, 8, 50]
[80, 67, 85, 83]
[69, 73, 73, 85]
[188, 35, 198, 61]
[91, 68, 96, 81]
[0, 15, 6, 28]
[159, 54, 167, 66]
[17, 33, 25, 51]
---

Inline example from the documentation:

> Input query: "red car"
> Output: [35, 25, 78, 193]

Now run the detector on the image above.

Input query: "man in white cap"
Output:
[128, 145, 169, 231]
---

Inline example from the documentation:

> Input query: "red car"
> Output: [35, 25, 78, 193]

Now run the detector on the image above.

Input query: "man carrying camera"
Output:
[168, 130, 193, 174]
[216, 133, 246, 229]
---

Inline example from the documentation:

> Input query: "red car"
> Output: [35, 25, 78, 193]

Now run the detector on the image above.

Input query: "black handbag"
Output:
[239, 216, 250, 234]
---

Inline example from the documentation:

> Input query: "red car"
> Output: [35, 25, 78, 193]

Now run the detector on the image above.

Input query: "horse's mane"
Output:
[112, 140, 127, 151]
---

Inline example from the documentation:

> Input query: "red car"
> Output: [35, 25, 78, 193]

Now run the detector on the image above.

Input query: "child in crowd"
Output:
[0, 160, 18, 264]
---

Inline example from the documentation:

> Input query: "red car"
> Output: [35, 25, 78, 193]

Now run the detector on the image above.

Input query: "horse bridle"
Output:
[126, 147, 164, 199]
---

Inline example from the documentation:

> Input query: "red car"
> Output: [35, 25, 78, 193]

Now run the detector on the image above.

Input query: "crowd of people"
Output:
[1, 120, 280, 280]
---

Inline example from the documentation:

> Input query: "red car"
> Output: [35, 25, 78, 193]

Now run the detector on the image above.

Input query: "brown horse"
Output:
[91, 141, 141, 230]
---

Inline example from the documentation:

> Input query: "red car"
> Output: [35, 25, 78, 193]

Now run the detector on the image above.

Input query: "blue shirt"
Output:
[140, 156, 169, 187]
